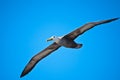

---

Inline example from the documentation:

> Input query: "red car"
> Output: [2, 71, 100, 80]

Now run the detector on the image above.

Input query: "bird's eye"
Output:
[52, 36, 55, 38]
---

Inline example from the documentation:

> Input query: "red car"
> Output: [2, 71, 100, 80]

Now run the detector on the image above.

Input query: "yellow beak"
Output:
[47, 38, 53, 42]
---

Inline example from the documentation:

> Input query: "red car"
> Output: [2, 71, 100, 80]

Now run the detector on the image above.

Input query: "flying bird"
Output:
[20, 18, 119, 77]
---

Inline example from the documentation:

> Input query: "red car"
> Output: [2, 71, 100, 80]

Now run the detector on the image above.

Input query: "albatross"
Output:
[20, 18, 119, 77]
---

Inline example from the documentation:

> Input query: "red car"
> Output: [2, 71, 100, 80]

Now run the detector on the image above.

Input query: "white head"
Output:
[47, 36, 63, 42]
[47, 36, 56, 42]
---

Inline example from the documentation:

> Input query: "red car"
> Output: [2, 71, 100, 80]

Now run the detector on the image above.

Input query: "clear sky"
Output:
[1, 0, 120, 80]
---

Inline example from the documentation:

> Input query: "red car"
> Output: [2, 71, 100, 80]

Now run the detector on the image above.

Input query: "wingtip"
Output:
[20, 70, 27, 78]
[20, 75, 23, 78]
[103, 17, 119, 23]
[20, 73, 24, 78]
[113, 17, 119, 20]
[108, 17, 119, 22]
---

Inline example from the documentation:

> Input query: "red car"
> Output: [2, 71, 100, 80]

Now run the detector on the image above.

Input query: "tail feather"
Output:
[75, 44, 83, 48]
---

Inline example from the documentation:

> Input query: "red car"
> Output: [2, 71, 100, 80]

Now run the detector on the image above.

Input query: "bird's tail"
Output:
[75, 44, 83, 49]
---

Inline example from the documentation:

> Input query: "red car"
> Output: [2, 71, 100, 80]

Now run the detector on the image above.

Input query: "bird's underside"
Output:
[20, 18, 119, 78]
[57, 37, 82, 48]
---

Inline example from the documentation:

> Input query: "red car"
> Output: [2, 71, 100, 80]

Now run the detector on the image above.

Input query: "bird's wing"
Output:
[64, 18, 119, 40]
[20, 42, 61, 77]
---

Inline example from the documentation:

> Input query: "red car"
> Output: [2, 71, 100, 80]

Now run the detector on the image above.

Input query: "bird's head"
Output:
[47, 36, 56, 42]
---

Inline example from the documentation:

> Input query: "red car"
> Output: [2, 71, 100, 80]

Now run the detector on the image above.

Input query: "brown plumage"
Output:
[20, 18, 119, 78]
[20, 43, 60, 77]
[64, 18, 119, 40]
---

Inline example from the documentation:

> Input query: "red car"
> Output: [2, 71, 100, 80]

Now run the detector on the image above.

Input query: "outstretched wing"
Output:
[64, 18, 119, 40]
[20, 42, 61, 77]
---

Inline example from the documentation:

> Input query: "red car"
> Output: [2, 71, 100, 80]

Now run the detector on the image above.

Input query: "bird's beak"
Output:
[47, 38, 53, 42]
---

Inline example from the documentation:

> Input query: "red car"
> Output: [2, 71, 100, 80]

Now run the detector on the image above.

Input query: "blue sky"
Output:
[0, 0, 120, 80]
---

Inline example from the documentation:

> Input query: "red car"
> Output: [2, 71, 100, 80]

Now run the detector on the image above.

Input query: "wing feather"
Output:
[64, 18, 119, 40]
[20, 42, 61, 77]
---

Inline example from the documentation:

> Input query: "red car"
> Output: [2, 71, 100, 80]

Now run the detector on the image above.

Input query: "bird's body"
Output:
[20, 18, 119, 78]
[59, 37, 78, 48]
[52, 36, 82, 48]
